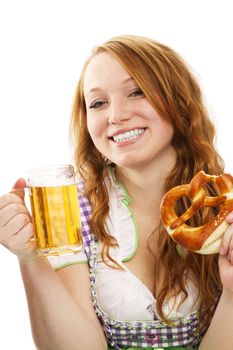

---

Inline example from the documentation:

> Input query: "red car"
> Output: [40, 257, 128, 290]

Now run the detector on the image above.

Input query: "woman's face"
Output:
[83, 52, 174, 170]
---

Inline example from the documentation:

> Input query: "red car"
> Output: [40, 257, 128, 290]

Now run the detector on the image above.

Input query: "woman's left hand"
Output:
[219, 212, 233, 292]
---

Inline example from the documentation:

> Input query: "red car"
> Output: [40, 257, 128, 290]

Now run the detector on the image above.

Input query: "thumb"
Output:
[11, 178, 27, 200]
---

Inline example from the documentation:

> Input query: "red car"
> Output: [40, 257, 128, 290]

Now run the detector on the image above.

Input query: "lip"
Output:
[108, 127, 146, 138]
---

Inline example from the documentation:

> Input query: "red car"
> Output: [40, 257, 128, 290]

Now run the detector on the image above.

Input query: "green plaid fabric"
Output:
[78, 182, 203, 350]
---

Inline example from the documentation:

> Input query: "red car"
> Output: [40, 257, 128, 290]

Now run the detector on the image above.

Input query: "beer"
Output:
[28, 165, 82, 256]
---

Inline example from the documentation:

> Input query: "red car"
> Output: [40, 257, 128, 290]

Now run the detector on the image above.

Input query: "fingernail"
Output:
[226, 212, 233, 221]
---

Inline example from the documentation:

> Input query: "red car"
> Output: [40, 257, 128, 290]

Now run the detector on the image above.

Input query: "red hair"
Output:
[70, 35, 223, 328]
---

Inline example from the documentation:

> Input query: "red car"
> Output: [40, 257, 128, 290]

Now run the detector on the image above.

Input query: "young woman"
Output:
[1, 35, 233, 350]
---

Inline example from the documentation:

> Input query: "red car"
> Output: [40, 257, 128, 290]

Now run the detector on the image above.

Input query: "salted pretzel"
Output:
[160, 171, 233, 254]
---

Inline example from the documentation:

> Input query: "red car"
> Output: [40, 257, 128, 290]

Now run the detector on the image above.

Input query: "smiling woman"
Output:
[83, 52, 175, 171]
[67, 35, 232, 349]
[1, 34, 233, 350]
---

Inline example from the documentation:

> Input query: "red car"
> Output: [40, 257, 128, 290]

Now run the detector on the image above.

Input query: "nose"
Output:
[108, 98, 131, 125]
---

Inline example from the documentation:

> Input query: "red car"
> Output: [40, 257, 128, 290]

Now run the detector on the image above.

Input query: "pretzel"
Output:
[160, 171, 233, 254]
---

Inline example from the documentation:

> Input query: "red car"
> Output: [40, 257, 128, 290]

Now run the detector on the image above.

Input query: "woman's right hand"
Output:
[0, 178, 36, 262]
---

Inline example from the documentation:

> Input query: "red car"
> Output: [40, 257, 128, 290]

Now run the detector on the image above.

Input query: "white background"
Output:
[0, 0, 232, 348]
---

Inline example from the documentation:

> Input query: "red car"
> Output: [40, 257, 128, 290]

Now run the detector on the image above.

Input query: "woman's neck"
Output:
[115, 145, 176, 213]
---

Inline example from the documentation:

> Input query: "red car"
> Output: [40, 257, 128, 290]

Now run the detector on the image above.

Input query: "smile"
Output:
[112, 128, 145, 143]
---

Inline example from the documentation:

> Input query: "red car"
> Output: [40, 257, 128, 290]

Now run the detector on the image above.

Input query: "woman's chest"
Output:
[95, 193, 198, 322]
[123, 207, 164, 295]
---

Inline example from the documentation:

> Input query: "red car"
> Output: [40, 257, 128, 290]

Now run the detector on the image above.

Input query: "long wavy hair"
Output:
[70, 35, 224, 329]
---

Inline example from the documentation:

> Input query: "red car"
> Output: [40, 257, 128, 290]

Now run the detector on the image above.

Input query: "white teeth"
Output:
[112, 128, 145, 143]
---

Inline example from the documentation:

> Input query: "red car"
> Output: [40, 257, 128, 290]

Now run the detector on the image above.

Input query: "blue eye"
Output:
[129, 88, 144, 97]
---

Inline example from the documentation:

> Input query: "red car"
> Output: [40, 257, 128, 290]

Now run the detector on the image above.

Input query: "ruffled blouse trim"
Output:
[107, 166, 138, 262]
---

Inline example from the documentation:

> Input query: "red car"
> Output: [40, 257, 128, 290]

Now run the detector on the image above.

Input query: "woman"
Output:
[1, 35, 233, 350]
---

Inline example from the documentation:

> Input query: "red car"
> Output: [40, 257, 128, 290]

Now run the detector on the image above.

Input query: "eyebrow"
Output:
[85, 77, 135, 97]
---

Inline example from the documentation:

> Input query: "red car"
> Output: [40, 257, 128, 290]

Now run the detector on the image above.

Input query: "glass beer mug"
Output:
[27, 164, 82, 256]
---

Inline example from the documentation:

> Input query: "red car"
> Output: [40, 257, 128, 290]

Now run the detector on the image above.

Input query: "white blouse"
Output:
[49, 172, 199, 321]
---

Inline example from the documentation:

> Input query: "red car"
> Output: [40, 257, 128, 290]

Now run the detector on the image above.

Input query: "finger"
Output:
[220, 223, 233, 256]
[14, 222, 35, 244]
[13, 178, 27, 189]
[219, 253, 232, 271]
[2, 214, 31, 239]
[227, 234, 233, 264]
[228, 248, 233, 265]
[10, 178, 27, 201]
[0, 193, 24, 211]
[0, 203, 30, 227]
[226, 211, 233, 223]
[7, 223, 36, 254]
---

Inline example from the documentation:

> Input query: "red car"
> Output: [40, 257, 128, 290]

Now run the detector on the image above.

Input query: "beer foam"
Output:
[28, 177, 75, 187]
[27, 164, 75, 187]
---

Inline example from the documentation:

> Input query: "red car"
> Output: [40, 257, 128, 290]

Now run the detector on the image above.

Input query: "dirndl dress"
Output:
[77, 186, 201, 350]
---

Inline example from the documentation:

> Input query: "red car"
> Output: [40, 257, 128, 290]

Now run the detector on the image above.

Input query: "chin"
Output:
[113, 158, 146, 170]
